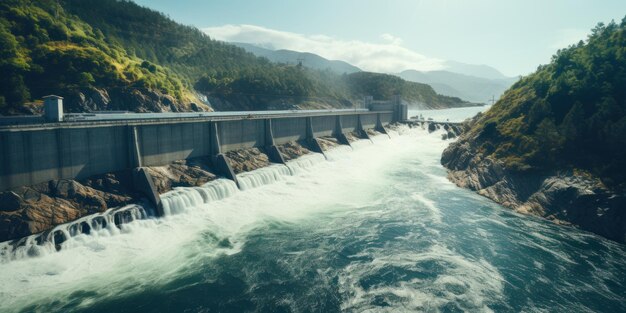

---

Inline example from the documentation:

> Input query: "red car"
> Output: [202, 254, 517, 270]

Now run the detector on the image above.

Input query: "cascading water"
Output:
[0, 204, 148, 262]
[350, 138, 373, 150]
[325, 144, 354, 161]
[236, 164, 293, 190]
[285, 153, 326, 175]
[161, 179, 239, 215]
[0, 150, 339, 263]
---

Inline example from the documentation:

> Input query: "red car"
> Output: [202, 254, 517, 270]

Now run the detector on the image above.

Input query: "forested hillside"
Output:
[0, 0, 472, 114]
[450, 19, 626, 188]
[440, 19, 626, 242]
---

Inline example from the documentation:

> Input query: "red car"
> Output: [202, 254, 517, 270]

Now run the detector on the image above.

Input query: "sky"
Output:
[133, 0, 626, 77]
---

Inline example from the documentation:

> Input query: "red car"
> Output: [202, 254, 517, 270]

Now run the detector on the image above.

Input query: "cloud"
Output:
[202, 24, 445, 73]
[380, 33, 403, 45]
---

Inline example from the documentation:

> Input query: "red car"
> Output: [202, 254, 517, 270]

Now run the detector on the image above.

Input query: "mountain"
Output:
[0, 0, 471, 115]
[232, 42, 361, 74]
[442, 60, 510, 80]
[344, 72, 476, 109]
[398, 70, 517, 103]
[441, 19, 626, 242]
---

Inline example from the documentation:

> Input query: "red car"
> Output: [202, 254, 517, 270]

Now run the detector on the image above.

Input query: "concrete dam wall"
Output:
[0, 111, 394, 192]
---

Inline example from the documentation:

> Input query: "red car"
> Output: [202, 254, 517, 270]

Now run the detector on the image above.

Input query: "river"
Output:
[0, 107, 624, 312]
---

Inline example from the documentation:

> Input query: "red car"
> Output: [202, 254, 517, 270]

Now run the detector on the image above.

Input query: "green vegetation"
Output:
[466, 18, 626, 188]
[0, 0, 471, 114]
[0, 0, 189, 113]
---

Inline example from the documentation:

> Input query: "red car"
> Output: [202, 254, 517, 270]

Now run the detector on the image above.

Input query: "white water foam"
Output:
[285, 153, 326, 175]
[237, 164, 292, 190]
[338, 244, 504, 312]
[0, 204, 149, 263]
[351, 138, 373, 150]
[325, 145, 354, 161]
[161, 179, 239, 215]
[0, 125, 465, 312]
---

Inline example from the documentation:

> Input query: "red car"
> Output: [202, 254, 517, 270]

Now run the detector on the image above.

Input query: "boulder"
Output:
[0, 192, 22, 212]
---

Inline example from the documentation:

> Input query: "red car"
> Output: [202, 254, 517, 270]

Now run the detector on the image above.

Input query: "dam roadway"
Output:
[0, 105, 412, 213]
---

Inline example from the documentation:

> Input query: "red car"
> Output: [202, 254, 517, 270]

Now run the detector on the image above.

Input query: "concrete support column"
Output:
[209, 122, 221, 158]
[375, 113, 391, 138]
[215, 154, 239, 187]
[0, 132, 7, 191]
[306, 117, 315, 140]
[264, 119, 285, 164]
[207, 121, 240, 187]
[132, 167, 163, 216]
[334, 115, 351, 147]
[357, 115, 373, 142]
[128, 126, 142, 168]
[264, 119, 275, 147]
[305, 117, 327, 158]
[55, 128, 64, 180]
[356, 114, 363, 134]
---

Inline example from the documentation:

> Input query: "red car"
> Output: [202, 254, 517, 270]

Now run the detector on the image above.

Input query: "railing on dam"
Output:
[0, 109, 399, 192]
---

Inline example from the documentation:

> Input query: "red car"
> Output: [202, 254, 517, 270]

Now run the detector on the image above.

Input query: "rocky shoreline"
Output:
[441, 137, 626, 243]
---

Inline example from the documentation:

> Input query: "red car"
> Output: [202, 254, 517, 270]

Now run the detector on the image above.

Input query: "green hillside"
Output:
[462, 19, 626, 187]
[0, 0, 472, 114]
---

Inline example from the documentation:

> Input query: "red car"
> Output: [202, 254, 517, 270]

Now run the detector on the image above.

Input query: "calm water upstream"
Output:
[0, 107, 624, 313]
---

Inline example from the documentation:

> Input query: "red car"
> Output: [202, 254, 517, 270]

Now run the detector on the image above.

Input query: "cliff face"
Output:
[441, 138, 626, 243]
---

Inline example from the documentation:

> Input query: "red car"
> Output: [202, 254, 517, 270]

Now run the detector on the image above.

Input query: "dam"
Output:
[0, 97, 408, 218]
[1, 105, 624, 313]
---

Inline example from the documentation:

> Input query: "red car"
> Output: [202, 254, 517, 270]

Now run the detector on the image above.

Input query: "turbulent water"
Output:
[1, 108, 625, 312]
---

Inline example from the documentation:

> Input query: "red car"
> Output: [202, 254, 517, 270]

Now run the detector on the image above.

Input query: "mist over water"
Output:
[0, 107, 624, 313]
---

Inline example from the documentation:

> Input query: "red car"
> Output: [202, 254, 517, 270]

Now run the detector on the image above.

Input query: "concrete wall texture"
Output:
[0, 111, 395, 191]
[360, 114, 378, 130]
[272, 117, 307, 145]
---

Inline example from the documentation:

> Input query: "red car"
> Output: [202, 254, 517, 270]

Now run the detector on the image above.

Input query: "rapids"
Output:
[0, 107, 624, 313]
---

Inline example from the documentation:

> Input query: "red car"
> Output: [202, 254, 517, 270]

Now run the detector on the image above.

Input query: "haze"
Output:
[133, 0, 626, 77]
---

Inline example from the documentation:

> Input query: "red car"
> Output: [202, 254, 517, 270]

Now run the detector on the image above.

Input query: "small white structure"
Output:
[42, 95, 64, 122]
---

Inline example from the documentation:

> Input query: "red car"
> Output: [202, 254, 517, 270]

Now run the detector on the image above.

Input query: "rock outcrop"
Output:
[63, 87, 211, 113]
[316, 137, 342, 151]
[0, 157, 220, 242]
[145, 157, 217, 194]
[0, 172, 138, 242]
[442, 139, 626, 243]
[277, 141, 312, 161]
[225, 148, 271, 174]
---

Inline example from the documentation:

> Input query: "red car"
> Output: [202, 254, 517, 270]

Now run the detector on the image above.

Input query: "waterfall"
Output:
[237, 164, 292, 191]
[370, 133, 391, 144]
[325, 145, 353, 161]
[161, 179, 239, 215]
[0, 204, 148, 262]
[350, 139, 373, 150]
[285, 153, 326, 175]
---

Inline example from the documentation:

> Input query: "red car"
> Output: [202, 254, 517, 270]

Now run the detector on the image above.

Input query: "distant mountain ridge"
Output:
[232, 43, 361, 74]
[398, 70, 517, 103]
[442, 60, 510, 80]
[234, 42, 516, 103]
